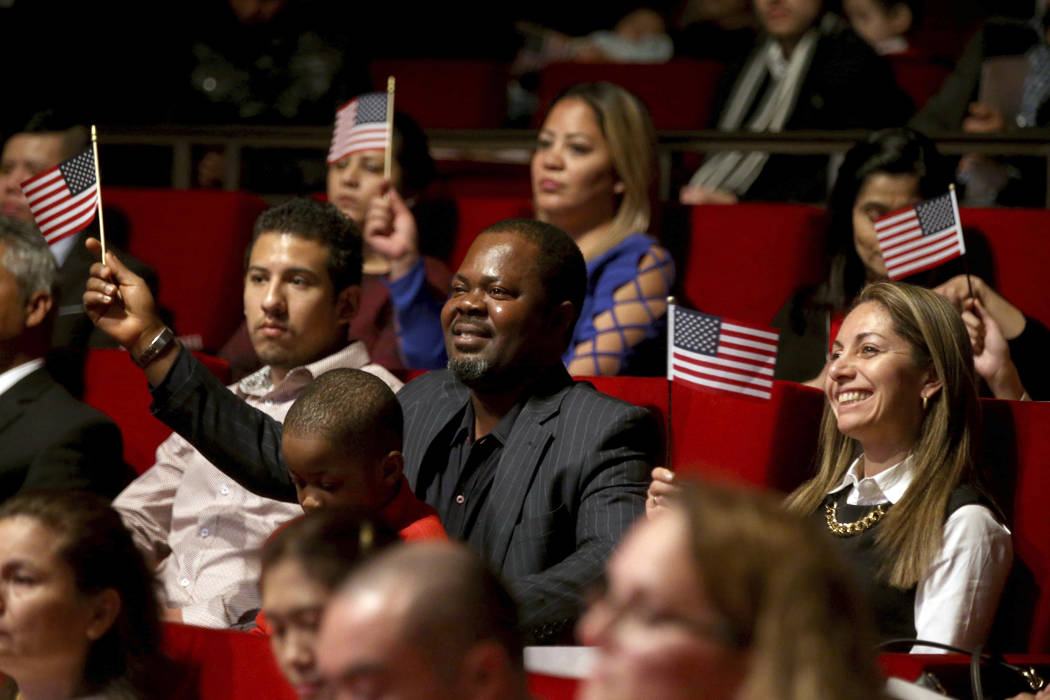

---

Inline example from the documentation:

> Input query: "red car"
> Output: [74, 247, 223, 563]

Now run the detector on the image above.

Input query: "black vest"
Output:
[814, 484, 987, 640]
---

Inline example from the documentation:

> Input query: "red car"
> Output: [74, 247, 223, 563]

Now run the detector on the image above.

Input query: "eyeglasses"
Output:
[582, 579, 748, 648]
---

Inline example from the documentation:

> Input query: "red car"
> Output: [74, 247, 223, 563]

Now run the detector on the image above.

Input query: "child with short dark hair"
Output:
[281, 368, 445, 541]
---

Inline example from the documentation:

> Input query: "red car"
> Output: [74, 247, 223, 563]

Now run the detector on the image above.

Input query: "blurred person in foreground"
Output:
[0, 491, 181, 699]
[317, 541, 530, 700]
[581, 479, 885, 700]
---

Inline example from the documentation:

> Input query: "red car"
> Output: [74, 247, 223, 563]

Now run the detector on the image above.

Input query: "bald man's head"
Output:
[317, 542, 527, 700]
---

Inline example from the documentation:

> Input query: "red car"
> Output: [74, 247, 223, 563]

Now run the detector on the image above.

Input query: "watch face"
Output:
[135, 327, 175, 368]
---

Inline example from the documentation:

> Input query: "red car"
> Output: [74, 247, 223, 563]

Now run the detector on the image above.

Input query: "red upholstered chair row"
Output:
[369, 60, 509, 129]
[888, 55, 952, 112]
[959, 207, 1050, 330]
[102, 188, 268, 353]
[446, 194, 533, 271]
[534, 59, 723, 130]
[679, 203, 828, 326]
[163, 622, 296, 699]
[80, 349, 231, 474]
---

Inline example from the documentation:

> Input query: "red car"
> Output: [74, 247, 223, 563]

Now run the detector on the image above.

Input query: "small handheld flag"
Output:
[667, 304, 779, 400]
[874, 188, 965, 280]
[328, 92, 392, 165]
[19, 147, 98, 247]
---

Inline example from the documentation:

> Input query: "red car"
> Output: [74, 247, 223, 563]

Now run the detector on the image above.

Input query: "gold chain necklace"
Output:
[825, 501, 887, 536]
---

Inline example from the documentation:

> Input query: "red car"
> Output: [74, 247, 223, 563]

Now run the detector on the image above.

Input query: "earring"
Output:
[922, 394, 928, 412]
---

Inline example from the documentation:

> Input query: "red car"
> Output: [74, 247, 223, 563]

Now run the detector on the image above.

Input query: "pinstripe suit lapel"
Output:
[403, 374, 471, 487]
[486, 370, 571, 570]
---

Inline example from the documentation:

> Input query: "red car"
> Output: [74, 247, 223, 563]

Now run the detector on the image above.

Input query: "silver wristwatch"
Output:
[132, 326, 176, 368]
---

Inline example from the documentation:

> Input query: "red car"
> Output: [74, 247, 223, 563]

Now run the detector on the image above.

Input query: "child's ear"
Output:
[379, 451, 403, 488]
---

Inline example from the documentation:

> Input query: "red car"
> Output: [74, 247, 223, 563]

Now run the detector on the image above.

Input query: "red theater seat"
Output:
[81, 349, 231, 474]
[103, 188, 269, 353]
[535, 60, 723, 130]
[682, 203, 828, 325]
[889, 56, 951, 112]
[959, 207, 1050, 329]
[163, 622, 296, 699]
[669, 380, 825, 492]
[370, 60, 509, 129]
[980, 398, 1050, 652]
[449, 195, 533, 270]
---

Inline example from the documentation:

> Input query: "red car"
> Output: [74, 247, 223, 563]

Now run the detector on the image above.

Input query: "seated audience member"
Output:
[281, 367, 445, 540]
[582, 480, 884, 700]
[0, 112, 157, 350]
[112, 198, 401, 629]
[220, 107, 450, 377]
[672, 0, 757, 63]
[0, 217, 128, 501]
[772, 128, 1044, 399]
[384, 83, 675, 376]
[83, 217, 658, 643]
[680, 0, 912, 204]
[317, 541, 530, 700]
[534, 83, 674, 376]
[911, 15, 1050, 206]
[0, 491, 181, 700]
[657, 283, 1013, 651]
[259, 510, 399, 699]
[842, 0, 920, 56]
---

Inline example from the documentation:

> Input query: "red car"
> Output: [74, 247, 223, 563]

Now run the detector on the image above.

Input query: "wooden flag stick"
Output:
[665, 295, 675, 472]
[90, 125, 107, 262]
[384, 76, 396, 183]
[949, 184, 974, 299]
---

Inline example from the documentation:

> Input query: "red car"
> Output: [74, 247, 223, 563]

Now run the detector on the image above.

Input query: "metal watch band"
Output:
[132, 326, 176, 368]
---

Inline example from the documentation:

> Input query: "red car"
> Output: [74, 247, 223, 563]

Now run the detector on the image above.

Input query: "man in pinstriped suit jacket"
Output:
[83, 218, 658, 645]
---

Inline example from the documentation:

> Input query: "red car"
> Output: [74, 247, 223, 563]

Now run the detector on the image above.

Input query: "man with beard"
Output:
[84, 218, 655, 642]
[109, 198, 399, 628]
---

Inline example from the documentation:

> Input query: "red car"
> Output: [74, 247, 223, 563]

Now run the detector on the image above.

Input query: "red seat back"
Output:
[535, 60, 723, 130]
[959, 207, 1050, 329]
[103, 188, 268, 353]
[163, 623, 296, 699]
[449, 195, 533, 271]
[682, 203, 828, 325]
[980, 398, 1050, 652]
[370, 60, 509, 129]
[81, 349, 231, 474]
[889, 56, 951, 112]
[669, 380, 825, 492]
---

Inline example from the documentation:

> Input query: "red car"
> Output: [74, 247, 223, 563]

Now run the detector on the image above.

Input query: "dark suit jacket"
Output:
[398, 368, 656, 642]
[151, 349, 656, 643]
[0, 366, 130, 501]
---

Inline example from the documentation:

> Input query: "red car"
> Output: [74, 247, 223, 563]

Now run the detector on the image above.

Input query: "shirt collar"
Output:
[827, 454, 915, 504]
[0, 358, 45, 399]
[450, 398, 526, 447]
[236, 341, 373, 402]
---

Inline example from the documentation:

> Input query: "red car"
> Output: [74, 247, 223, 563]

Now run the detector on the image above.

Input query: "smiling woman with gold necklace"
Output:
[785, 281, 1011, 651]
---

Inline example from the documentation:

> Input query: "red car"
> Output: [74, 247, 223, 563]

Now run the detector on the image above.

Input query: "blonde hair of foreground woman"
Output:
[583, 480, 885, 700]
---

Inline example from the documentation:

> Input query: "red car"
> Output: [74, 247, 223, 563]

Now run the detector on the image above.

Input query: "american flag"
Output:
[874, 189, 965, 280]
[19, 148, 98, 246]
[327, 93, 390, 164]
[667, 304, 779, 400]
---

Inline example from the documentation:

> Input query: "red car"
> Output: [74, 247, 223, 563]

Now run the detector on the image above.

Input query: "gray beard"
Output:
[448, 356, 490, 384]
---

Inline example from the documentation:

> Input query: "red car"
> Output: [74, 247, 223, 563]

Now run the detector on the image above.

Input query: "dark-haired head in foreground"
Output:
[260, 509, 398, 700]
[0, 490, 175, 698]
[317, 541, 529, 700]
